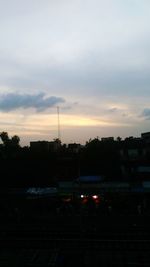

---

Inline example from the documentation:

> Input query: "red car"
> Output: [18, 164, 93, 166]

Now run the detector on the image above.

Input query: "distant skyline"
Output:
[0, 0, 150, 145]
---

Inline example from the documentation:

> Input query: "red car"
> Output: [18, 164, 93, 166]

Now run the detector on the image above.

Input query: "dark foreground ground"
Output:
[0, 212, 150, 267]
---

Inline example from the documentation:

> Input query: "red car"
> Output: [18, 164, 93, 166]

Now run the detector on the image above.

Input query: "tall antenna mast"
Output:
[57, 106, 61, 140]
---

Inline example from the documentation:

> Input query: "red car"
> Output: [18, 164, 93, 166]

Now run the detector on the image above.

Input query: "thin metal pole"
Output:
[57, 106, 61, 140]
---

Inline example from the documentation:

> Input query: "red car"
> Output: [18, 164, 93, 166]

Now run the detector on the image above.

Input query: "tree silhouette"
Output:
[11, 135, 20, 147]
[0, 132, 20, 149]
[0, 132, 20, 147]
[117, 136, 122, 142]
[0, 132, 10, 146]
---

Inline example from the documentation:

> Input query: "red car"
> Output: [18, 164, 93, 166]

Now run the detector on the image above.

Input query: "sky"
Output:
[0, 0, 150, 145]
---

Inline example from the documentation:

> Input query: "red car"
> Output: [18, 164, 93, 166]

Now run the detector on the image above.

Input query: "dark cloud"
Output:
[108, 107, 118, 113]
[0, 93, 65, 112]
[141, 108, 150, 120]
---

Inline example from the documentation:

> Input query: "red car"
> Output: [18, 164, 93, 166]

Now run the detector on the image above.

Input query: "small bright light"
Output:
[92, 195, 98, 199]
[81, 194, 84, 198]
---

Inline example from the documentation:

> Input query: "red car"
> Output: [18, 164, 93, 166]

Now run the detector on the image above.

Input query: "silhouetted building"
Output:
[30, 141, 50, 153]
[68, 143, 81, 153]
[119, 134, 150, 181]
[49, 140, 61, 152]
[30, 140, 61, 153]
[141, 132, 150, 143]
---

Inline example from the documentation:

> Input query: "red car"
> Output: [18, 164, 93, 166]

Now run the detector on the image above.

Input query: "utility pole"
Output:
[57, 106, 61, 140]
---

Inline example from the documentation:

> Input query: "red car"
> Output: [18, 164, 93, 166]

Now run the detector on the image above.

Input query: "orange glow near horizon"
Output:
[27, 114, 129, 128]
[0, 112, 131, 142]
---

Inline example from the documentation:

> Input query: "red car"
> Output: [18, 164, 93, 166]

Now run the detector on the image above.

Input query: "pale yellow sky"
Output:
[0, 110, 142, 146]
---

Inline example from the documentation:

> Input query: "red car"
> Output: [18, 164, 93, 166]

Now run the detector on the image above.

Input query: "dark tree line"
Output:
[1, 132, 146, 187]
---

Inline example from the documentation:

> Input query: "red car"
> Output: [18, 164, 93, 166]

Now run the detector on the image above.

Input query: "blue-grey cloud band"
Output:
[141, 108, 150, 120]
[0, 93, 65, 112]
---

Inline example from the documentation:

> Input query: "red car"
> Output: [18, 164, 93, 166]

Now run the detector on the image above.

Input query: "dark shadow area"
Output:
[0, 131, 150, 265]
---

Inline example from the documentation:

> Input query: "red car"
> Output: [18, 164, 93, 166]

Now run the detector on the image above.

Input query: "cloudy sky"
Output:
[0, 0, 150, 145]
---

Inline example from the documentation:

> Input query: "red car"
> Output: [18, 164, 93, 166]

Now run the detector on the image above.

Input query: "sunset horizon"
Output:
[0, 0, 150, 145]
